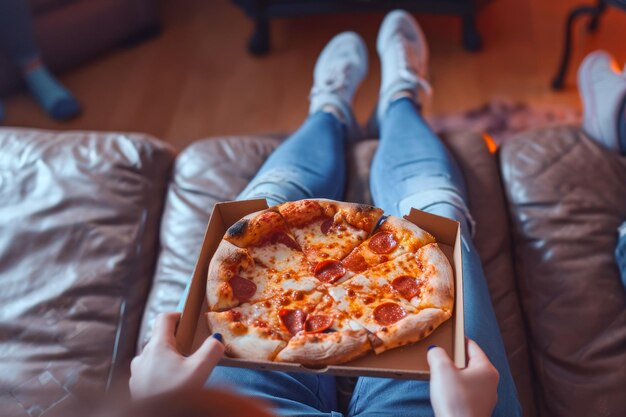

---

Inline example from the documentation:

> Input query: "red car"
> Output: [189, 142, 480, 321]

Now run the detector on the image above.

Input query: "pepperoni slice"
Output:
[341, 251, 368, 273]
[391, 275, 422, 299]
[228, 310, 242, 322]
[314, 260, 346, 283]
[320, 218, 334, 235]
[228, 275, 257, 301]
[368, 231, 398, 254]
[271, 231, 300, 251]
[373, 302, 407, 326]
[279, 308, 307, 335]
[304, 315, 333, 333]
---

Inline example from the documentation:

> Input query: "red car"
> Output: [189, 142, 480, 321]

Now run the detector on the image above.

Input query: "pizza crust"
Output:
[224, 208, 286, 248]
[373, 307, 451, 354]
[207, 240, 253, 311]
[277, 199, 383, 233]
[413, 243, 455, 312]
[274, 329, 372, 366]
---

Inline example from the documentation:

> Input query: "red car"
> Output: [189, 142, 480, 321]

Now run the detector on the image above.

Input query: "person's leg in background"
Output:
[236, 111, 347, 206]
[0, 0, 80, 121]
[577, 51, 626, 290]
[176, 32, 369, 417]
[348, 11, 521, 417]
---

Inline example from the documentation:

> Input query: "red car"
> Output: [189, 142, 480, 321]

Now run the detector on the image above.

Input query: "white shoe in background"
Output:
[577, 50, 626, 152]
[376, 10, 432, 124]
[309, 31, 368, 140]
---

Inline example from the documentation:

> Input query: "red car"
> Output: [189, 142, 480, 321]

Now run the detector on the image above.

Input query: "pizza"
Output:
[205, 198, 454, 366]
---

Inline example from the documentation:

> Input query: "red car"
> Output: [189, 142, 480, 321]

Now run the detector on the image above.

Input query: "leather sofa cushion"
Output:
[500, 126, 626, 417]
[138, 136, 279, 348]
[0, 128, 174, 416]
[139, 134, 535, 416]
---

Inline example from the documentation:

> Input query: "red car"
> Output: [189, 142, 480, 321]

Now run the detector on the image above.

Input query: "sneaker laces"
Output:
[310, 62, 355, 98]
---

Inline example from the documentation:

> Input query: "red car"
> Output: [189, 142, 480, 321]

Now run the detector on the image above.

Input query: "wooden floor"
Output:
[3, 0, 626, 150]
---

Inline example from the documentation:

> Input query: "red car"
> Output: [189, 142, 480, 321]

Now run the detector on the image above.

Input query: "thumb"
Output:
[189, 336, 225, 377]
[466, 338, 491, 367]
[427, 345, 455, 374]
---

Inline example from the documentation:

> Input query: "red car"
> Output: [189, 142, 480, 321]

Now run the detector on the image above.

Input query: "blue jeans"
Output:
[201, 99, 522, 417]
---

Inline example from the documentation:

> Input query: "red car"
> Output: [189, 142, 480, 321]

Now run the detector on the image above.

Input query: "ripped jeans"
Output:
[204, 98, 522, 417]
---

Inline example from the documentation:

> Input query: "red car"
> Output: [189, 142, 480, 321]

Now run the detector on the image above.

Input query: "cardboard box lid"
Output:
[176, 199, 465, 379]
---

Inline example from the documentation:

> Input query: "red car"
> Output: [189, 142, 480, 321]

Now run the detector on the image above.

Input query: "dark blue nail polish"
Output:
[212, 333, 223, 342]
[427, 344, 437, 351]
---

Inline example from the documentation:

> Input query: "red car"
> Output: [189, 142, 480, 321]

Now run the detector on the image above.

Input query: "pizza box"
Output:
[175, 199, 465, 380]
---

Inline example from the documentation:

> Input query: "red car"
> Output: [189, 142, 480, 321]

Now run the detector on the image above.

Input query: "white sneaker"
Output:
[577, 50, 626, 152]
[376, 10, 432, 123]
[309, 32, 368, 139]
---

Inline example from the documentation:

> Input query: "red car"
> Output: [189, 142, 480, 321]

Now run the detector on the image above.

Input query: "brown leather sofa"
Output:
[0, 126, 624, 417]
[0, 0, 160, 94]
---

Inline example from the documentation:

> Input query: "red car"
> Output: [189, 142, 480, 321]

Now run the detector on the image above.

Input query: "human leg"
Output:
[0, 0, 80, 120]
[238, 111, 347, 206]
[238, 31, 369, 206]
[354, 97, 520, 417]
[351, 11, 520, 417]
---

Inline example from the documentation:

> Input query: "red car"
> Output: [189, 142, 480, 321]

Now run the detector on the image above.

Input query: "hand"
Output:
[129, 312, 224, 399]
[427, 339, 499, 417]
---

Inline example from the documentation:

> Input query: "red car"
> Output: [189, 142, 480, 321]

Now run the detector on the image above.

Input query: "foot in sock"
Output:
[23, 63, 80, 121]
[577, 50, 626, 154]
[309, 31, 368, 140]
[376, 10, 432, 126]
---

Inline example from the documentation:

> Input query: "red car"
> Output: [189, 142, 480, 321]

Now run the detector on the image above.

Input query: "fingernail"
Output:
[212, 333, 223, 343]
[427, 344, 437, 351]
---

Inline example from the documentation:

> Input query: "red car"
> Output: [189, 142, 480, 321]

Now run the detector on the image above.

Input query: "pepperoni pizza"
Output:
[206, 199, 454, 366]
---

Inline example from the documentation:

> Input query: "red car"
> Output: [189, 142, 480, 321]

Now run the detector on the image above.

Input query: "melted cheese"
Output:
[248, 243, 307, 271]
[281, 275, 318, 292]
[291, 218, 367, 263]
[328, 254, 424, 332]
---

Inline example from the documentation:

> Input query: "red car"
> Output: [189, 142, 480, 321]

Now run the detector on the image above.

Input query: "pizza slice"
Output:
[329, 244, 454, 353]
[207, 209, 317, 311]
[274, 294, 373, 366]
[206, 302, 288, 361]
[206, 289, 326, 361]
[277, 199, 384, 267]
[341, 215, 435, 278]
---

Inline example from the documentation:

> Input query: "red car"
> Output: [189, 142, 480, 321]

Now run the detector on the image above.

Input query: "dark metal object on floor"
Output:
[551, 0, 626, 90]
[233, 0, 491, 56]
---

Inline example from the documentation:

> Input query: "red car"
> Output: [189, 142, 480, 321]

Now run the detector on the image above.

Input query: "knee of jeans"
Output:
[397, 189, 476, 237]
[239, 168, 315, 205]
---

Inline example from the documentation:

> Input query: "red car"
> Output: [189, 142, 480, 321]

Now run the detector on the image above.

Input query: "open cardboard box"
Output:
[175, 199, 465, 380]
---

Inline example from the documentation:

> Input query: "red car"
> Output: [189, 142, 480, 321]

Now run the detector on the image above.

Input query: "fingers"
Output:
[466, 338, 492, 367]
[189, 336, 225, 378]
[427, 345, 455, 373]
[152, 312, 180, 344]
[465, 339, 500, 384]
